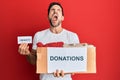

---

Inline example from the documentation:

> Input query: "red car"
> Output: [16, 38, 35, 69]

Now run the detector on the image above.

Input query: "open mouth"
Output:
[50, 14, 60, 27]
[52, 15, 58, 21]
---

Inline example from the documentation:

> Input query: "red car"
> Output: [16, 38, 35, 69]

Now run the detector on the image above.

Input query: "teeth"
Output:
[54, 14, 57, 16]
[53, 14, 58, 17]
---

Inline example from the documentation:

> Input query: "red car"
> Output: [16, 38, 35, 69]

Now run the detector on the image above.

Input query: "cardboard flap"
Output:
[36, 47, 47, 73]
[87, 46, 96, 73]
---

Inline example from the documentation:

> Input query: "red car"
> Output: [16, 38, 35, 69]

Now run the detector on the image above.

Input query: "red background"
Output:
[0, 0, 120, 80]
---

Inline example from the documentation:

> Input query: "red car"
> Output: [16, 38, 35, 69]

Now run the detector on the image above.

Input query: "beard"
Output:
[49, 19, 61, 27]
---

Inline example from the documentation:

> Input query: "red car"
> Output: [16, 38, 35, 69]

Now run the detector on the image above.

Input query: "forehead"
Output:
[50, 5, 62, 10]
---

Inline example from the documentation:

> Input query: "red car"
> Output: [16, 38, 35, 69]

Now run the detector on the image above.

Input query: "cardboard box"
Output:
[36, 44, 96, 74]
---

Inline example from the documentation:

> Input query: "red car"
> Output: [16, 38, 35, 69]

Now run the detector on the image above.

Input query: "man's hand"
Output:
[53, 70, 64, 77]
[53, 70, 75, 77]
[18, 43, 30, 55]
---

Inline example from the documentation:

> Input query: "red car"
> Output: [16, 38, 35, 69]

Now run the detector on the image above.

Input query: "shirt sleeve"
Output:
[32, 33, 38, 50]
[68, 32, 80, 44]
[73, 33, 80, 43]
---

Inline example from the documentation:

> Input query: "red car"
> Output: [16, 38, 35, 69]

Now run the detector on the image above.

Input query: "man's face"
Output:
[48, 5, 64, 27]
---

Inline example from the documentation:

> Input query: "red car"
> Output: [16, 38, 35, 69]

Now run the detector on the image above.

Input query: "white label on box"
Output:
[17, 36, 32, 44]
[47, 47, 87, 73]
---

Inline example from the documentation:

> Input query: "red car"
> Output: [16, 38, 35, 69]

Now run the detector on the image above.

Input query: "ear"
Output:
[61, 16, 64, 21]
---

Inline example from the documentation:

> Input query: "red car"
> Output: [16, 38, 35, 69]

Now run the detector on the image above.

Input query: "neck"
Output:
[50, 25, 63, 34]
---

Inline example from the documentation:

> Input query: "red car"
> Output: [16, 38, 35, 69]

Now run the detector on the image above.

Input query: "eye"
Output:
[57, 9, 61, 12]
[51, 8, 55, 11]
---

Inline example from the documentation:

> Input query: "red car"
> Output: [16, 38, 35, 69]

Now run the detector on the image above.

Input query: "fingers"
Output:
[81, 43, 88, 46]
[18, 43, 30, 55]
[53, 70, 64, 77]
[53, 70, 60, 77]
[71, 73, 75, 75]
[61, 70, 64, 77]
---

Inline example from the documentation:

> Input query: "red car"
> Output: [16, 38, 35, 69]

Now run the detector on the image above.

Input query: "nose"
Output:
[54, 9, 58, 14]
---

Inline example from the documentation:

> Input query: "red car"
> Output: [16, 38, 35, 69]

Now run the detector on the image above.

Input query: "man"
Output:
[18, 2, 80, 80]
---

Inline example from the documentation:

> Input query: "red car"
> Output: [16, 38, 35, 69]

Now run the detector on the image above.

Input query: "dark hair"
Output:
[48, 2, 64, 16]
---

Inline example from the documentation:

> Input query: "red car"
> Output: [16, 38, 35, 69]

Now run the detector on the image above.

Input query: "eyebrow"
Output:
[51, 8, 61, 11]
